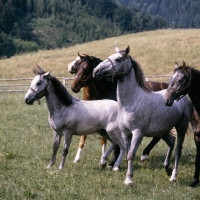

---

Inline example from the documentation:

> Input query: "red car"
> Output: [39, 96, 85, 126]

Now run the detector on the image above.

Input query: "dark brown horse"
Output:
[165, 61, 200, 187]
[69, 54, 176, 169]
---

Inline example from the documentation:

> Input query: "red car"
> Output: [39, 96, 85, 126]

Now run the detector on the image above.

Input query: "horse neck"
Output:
[45, 79, 74, 115]
[93, 78, 117, 100]
[83, 82, 101, 100]
[188, 69, 200, 114]
[117, 68, 144, 106]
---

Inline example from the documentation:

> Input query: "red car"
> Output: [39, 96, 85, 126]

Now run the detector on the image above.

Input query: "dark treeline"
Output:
[0, 0, 168, 58]
[115, 0, 200, 28]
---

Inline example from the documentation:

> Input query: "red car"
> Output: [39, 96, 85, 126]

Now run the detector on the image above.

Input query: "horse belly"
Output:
[118, 106, 179, 137]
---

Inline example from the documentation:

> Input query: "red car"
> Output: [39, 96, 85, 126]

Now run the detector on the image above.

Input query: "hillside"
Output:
[0, 29, 200, 79]
[0, 0, 168, 58]
[115, 0, 200, 28]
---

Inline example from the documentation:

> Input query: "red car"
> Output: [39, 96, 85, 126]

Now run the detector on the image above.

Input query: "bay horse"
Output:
[93, 46, 192, 186]
[24, 66, 126, 171]
[69, 54, 175, 167]
[164, 61, 200, 187]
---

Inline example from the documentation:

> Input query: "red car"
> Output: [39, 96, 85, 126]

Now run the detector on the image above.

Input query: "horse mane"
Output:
[129, 56, 151, 92]
[88, 56, 102, 72]
[175, 64, 200, 76]
[176, 64, 200, 114]
[50, 76, 78, 106]
[33, 66, 77, 106]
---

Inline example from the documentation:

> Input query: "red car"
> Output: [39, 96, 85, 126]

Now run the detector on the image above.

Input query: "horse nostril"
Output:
[165, 99, 172, 106]
[94, 69, 100, 77]
[25, 98, 29, 104]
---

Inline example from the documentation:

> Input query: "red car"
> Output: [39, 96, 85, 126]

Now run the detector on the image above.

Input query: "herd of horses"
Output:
[24, 46, 200, 187]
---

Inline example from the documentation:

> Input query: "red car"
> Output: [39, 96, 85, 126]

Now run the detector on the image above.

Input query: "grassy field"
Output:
[1, 29, 200, 199]
[0, 93, 199, 200]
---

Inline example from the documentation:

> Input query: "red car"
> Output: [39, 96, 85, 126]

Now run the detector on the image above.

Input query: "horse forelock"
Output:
[33, 66, 45, 75]
[129, 57, 150, 92]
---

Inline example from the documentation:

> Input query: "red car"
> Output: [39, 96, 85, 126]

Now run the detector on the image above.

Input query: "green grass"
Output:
[1, 29, 200, 199]
[0, 93, 199, 200]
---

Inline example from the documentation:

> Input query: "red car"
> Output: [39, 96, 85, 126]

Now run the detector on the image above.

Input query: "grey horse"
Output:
[93, 46, 193, 186]
[24, 66, 126, 171]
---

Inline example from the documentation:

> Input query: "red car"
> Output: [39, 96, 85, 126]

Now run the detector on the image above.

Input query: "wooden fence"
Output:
[0, 75, 171, 93]
[0, 77, 74, 93]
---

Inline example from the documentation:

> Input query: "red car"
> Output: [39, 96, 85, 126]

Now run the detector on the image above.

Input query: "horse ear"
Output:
[182, 61, 186, 68]
[78, 53, 84, 59]
[44, 71, 51, 78]
[125, 46, 130, 55]
[174, 62, 179, 69]
[115, 47, 120, 53]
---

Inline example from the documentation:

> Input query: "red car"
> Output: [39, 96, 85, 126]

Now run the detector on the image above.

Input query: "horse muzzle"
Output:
[25, 97, 35, 105]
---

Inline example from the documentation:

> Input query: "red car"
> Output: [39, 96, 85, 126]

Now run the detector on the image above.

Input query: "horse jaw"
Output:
[164, 90, 176, 106]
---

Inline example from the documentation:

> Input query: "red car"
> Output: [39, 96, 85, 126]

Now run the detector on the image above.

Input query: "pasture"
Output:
[0, 93, 199, 199]
[0, 29, 200, 199]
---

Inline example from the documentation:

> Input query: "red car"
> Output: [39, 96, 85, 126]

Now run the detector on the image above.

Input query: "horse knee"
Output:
[62, 148, 68, 156]
[101, 137, 107, 145]
[79, 136, 86, 148]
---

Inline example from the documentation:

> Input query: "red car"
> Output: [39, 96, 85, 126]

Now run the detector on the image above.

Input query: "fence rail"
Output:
[0, 77, 74, 93]
[0, 75, 171, 93]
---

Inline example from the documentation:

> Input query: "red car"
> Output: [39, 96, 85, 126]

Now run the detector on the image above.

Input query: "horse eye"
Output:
[36, 82, 41, 86]
[115, 58, 121, 62]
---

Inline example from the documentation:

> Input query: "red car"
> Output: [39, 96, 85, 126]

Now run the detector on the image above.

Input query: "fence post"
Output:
[62, 78, 66, 87]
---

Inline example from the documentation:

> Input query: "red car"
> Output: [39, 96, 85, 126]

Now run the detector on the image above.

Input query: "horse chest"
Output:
[48, 111, 69, 132]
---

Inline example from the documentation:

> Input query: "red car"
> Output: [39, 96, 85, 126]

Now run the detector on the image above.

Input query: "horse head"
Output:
[25, 66, 51, 105]
[164, 61, 191, 106]
[93, 46, 132, 80]
[71, 54, 96, 93]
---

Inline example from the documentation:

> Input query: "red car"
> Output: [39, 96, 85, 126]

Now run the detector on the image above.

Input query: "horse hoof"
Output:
[113, 167, 119, 171]
[189, 179, 199, 187]
[101, 163, 107, 168]
[169, 177, 176, 182]
[165, 167, 172, 176]
[47, 163, 53, 168]
[141, 155, 149, 161]
[73, 159, 79, 163]
[107, 165, 113, 170]
[124, 179, 134, 186]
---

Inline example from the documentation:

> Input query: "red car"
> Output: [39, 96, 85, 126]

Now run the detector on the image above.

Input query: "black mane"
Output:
[50, 76, 77, 106]
[177, 65, 200, 115]
[129, 56, 150, 92]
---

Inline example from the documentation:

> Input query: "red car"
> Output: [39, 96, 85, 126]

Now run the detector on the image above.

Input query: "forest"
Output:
[115, 0, 200, 28]
[0, 0, 168, 58]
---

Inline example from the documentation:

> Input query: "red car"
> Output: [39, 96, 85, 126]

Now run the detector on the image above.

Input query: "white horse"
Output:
[24, 66, 125, 171]
[93, 46, 193, 186]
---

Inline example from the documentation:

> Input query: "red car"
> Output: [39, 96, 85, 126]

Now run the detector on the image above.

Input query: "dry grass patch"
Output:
[0, 29, 200, 78]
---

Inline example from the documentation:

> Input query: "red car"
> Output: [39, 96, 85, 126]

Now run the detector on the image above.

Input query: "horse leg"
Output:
[57, 131, 73, 171]
[124, 131, 143, 186]
[73, 135, 87, 163]
[47, 130, 61, 168]
[100, 143, 116, 168]
[169, 125, 187, 181]
[141, 137, 161, 161]
[108, 145, 120, 168]
[189, 133, 200, 187]
[101, 137, 107, 155]
[160, 132, 176, 176]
